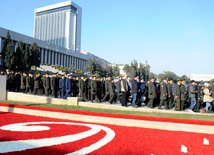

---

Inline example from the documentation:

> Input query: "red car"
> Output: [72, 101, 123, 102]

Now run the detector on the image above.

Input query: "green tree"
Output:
[15, 41, 24, 71]
[85, 58, 93, 74]
[30, 42, 40, 69]
[4, 39, 16, 70]
[23, 44, 31, 71]
[1, 31, 11, 67]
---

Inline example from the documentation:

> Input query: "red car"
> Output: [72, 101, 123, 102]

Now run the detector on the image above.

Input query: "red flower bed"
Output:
[0, 107, 214, 154]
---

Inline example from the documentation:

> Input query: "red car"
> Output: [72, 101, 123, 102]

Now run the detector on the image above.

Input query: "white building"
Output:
[34, 1, 81, 51]
[189, 74, 214, 82]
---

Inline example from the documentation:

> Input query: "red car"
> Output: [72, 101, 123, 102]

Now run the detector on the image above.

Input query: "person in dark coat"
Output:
[188, 80, 197, 112]
[180, 79, 187, 111]
[158, 78, 168, 109]
[51, 73, 58, 98]
[64, 74, 72, 99]
[79, 76, 84, 98]
[26, 73, 31, 94]
[59, 75, 66, 98]
[174, 80, 181, 111]
[43, 73, 50, 96]
[34, 73, 41, 95]
[87, 77, 92, 100]
[20, 72, 27, 93]
[91, 76, 98, 102]
[120, 75, 129, 107]
[72, 76, 78, 97]
[138, 78, 146, 107]
[167, 79, 173, 109]
[103, 77, 110, 101]
[115, 76, 122, 103]
[97, 78, 102, 102]
[14, 72, 21, 92]
[83, 77, 88, 101]
[147, 77, 157, 108]
[131, 76, 139, 108]
[109, 78, 116, 104]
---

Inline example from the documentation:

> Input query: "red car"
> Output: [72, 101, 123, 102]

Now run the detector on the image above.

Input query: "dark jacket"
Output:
[131, 79, 139, 94]
[148, 82, 157, 99]
[160, 83, 167, 100]
[167, 83, 172, 98]
[174, 84, 181, 99]
[65, 78, 72, 92]
[34, 76, 41, 89]
[188, 84, 197, 98]
[180, 84, 186, 101]
[109, 81, 115, 95]
[59, 78, 65, 90]
[20, 75, 26, 90]
[44, 77, 50, 89]
[91, 80, 97, 95]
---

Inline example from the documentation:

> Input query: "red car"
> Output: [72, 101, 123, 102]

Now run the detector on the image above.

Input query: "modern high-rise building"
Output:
[34, 1, 82, 52]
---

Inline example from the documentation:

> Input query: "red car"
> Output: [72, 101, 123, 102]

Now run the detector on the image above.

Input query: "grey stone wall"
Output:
[0, 75, 7, 100]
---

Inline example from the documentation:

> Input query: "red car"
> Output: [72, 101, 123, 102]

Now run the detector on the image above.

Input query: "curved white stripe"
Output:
[0, 122, 115, 154]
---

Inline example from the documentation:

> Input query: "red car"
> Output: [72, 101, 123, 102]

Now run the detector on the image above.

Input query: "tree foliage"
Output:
[30, 42, 40, 69]
[85, 58, 120, 77]
[123, 60, 150, 80]
[4, 37, 15, 70]
[1, 31, 41, 71]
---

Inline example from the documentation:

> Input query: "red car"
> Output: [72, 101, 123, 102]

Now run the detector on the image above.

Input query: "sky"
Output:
[1, 0, 214, 76]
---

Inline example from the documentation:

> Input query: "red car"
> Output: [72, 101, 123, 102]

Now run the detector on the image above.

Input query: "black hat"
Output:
[191, 80, 195, 83]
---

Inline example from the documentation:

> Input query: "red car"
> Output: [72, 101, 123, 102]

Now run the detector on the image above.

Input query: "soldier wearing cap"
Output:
[174, 79, 181, 111]
[26, 72, 34, 94]
[180, 78, 187, 111]
[64, 74, 73, 99]
[51, 73, 58, 98]
[59, 74, 66, 98]
[34, 72, 41, 95]
[109, 77, 116, 104]
[116, 76, 122, 103]
[43, 73, 50, 96]
[103, 77, 111, 101]
[91, 76, 98, 102]
[158, 77, 168, 110]
[167, 79, 173, 109]
[147, 76, 157, 108]
[20, 72, 27, 93]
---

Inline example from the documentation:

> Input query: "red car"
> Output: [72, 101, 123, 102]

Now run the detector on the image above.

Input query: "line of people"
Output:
[1, 69, 214, 114]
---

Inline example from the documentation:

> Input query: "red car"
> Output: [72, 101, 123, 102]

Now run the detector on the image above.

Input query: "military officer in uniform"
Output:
[158, 77, 168, 109]
[180, 79, 187, 111]
[91, 76, 98, 102]
[174, 80, 181, 111]
[34, 73, 41, 95]
[109, 78, 116, 104]
[167, 79, 173, 109]
[147, 77, 157, 108]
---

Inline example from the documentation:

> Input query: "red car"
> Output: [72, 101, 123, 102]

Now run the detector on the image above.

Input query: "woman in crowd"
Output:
[202, 83, 213, 113]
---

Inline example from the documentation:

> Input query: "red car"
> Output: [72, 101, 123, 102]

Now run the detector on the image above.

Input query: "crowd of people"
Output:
[1, 69, 214, 114]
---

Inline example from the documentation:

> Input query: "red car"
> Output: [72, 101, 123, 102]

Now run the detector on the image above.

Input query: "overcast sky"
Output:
[1, 0, 214, 76]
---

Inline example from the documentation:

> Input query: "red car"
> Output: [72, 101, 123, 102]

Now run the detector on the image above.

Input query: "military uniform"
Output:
[174, 81, 181, 111]
[34, 73, 41, 95]
[20, 73, 27, 93]
[158, 81, 168, 109]
[103, 78, 110, 101]
[109, 79, 116, 104]
[147, 78, 157, 108]
[116, 78, 122, 103]
[91, 77, 98, 102]
[180, 82, 186, 111]
[44, 74, 50, 96]
[167, 81, 173, 109]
